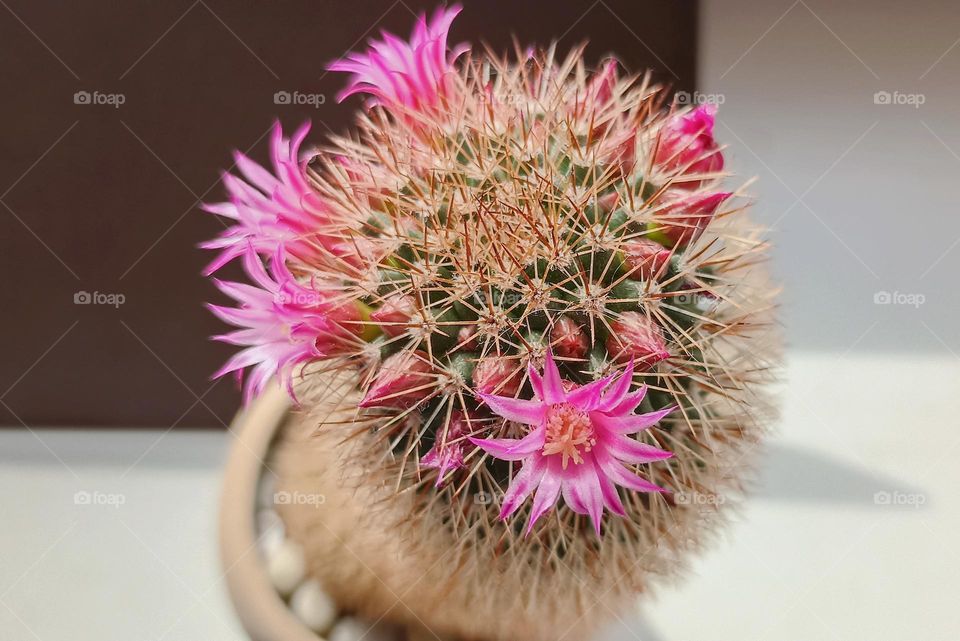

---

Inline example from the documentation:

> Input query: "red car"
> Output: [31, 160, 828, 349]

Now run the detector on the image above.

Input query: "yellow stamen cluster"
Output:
[543, 403, 596, 468]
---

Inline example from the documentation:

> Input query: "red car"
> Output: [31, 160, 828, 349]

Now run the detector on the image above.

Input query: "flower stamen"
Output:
[542, 403, 596, 469]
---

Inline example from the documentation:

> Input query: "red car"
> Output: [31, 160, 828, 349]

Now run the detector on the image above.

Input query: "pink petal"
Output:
[605, 387, 648, 416]
[592, 405, 676, 435]
[528, 362, 544, 399]
[601, 433, 673, 463]
[597, 360, 636, 411]
[561, 456, 605, 536]
[499, 456, 546, 520]
[525, 467, 562, 535]
[594, 448, 667, 494]
[597, 467, 626, 517]
[469, 426, 545, 462]
[564, 373, 615, 410]
[540, 349, 566, 403]
[477, 393, 546, 426]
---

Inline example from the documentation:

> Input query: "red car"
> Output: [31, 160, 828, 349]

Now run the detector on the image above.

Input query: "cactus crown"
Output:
[205, 6, 777, 614]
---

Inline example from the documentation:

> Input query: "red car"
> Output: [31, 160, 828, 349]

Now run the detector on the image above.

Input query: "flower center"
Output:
[542, 403, 596, 469]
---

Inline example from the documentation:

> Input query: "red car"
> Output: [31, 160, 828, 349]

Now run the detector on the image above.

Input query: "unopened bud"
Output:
[606, 312, 670, 368]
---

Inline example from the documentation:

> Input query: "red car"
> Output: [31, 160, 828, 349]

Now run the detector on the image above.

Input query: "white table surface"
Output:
[2, 352, 958, 641]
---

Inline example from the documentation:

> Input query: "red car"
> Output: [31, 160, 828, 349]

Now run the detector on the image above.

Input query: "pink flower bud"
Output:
[370, 294, 417, 337]
[551, 317, 588, 359]
[308, 299, 367, 356]
[606, 312, 670, 368]
[622, 239, 672, 280]
[360, 351, 435, 408]
[420, 410, 473, 486]
[575, 59, 618, 117]
[654, 191, 731, 247]
[473, 355, 523, 397]
[598, 190, 621, 213]
[654, 105, 724, 187]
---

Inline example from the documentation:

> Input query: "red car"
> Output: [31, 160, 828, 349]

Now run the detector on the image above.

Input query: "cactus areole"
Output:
[204, 5, 778, 639]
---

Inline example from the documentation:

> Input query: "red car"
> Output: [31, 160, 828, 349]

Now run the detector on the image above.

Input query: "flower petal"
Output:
[528, 362, 545, 400]
[561, 456, 605, 536]
[469, 426, 545, 462]
[540, 349, 566, 403]
[597, 360, 637, 411]
[525, 467, 562, 535]
[594, 448, 667, 494]
[564, 372, 615, 410]
[593, 405, 676, 436]
[601, 433, 673, 463]
[477, 393, 547, 426]
[597, 466, 626, 517]
[605, 386, 648, 416]
[499, 456, 546, 520]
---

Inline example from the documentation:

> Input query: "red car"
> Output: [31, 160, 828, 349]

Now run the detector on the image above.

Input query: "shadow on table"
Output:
[755, 443, 930, 509]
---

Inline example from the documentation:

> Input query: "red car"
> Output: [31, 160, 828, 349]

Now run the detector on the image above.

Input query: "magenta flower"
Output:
[209, 246, 359, 403]
[469, 351, 675, 535]
[201, 122, 338, 275]
[328, 5, 468, 115]
[653, 105, 724, 186]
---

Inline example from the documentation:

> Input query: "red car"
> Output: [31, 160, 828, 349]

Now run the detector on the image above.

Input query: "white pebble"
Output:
[266, 538, 305, 596]
[328, 616, 400, 641]
[290, 579, 337, 633]
[256, 509, 285, 555]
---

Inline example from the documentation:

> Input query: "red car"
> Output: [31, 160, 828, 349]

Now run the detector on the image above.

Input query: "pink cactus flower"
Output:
[328, 5, 468, 116]
[622, 239, 672, 280]
[653, 105, 724, 186]
[360, 351, 437, 408]
[370, 293, 417, 337]
[209, 246, 357, 403]
[605, 312, 670, 368]
[201, 122, 346, 274]
[420, 410, 473, 486]
[551, 317, 588, 359]
[473, 355, 523, 397]
[653, 191, 731, 247]
[470, 351, 674, 535]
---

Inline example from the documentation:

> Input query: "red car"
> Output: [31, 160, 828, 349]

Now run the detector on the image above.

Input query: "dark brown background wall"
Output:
[0, 0, 697, 427]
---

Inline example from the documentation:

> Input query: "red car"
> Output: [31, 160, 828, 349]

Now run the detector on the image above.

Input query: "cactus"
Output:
[204, 6, 778, 640]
